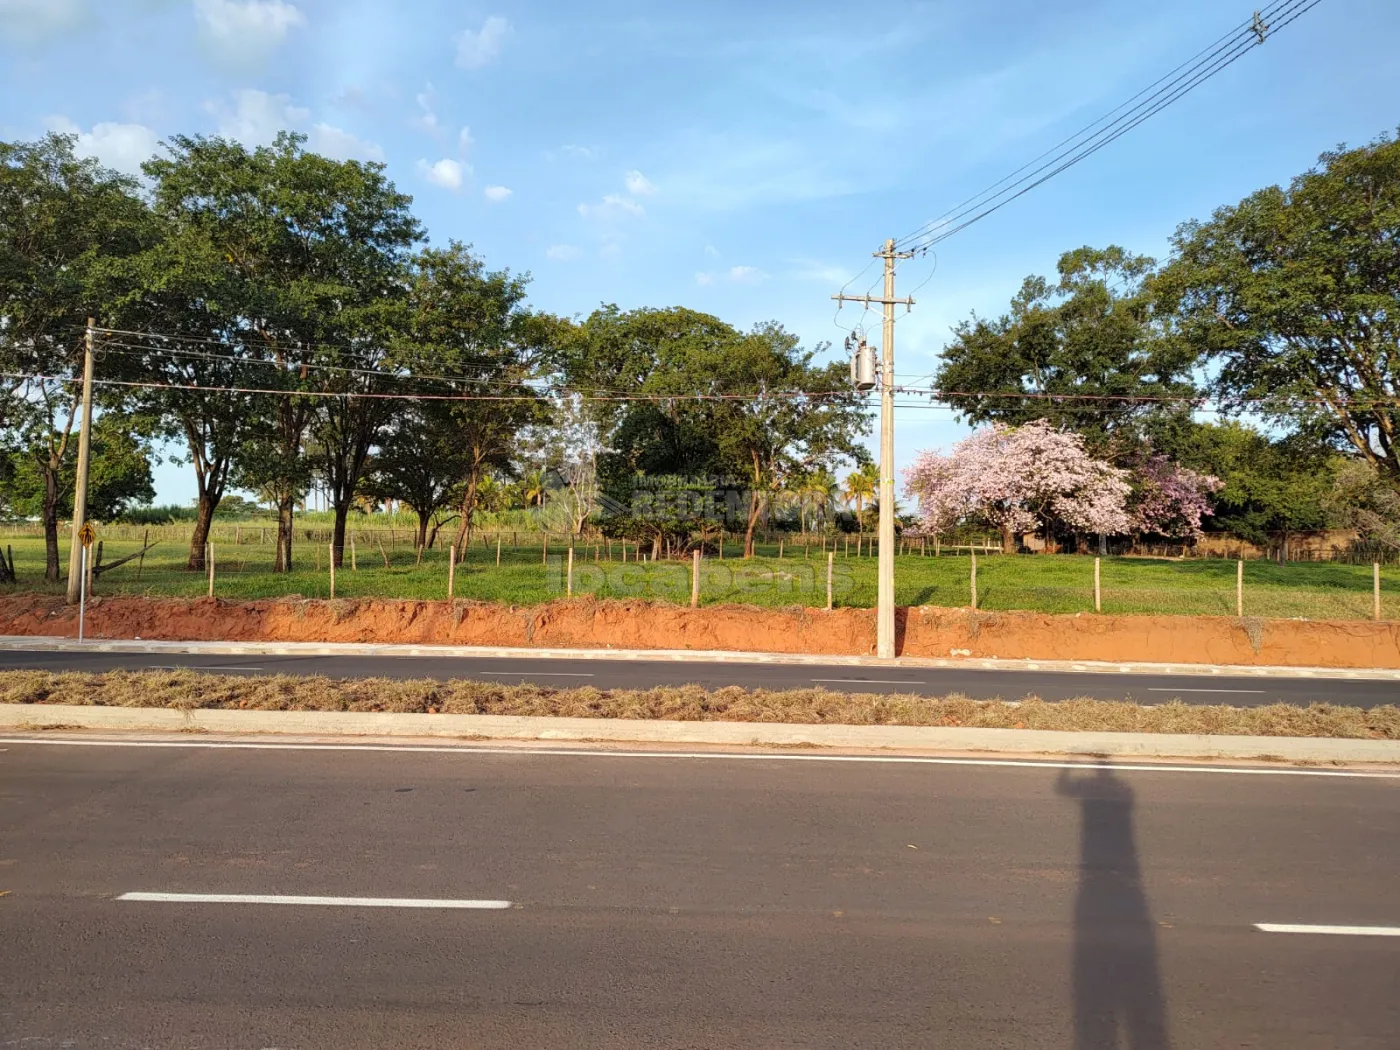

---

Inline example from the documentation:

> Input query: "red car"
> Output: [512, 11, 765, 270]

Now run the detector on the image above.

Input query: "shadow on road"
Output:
[1057, 765, 1171, 1050]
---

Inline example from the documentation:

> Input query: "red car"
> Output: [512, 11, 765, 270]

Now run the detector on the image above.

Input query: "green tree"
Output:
[1177, 422, 1332, 546]
[934, 246, 1199, 456]
[0, 134, 153, 579]
[1156, 133, 1400, 485]
[559, 307, 870, 557]
[397, 243, 551, 559]
[139, 132, 422, 571]
[362, 401, 465, 551]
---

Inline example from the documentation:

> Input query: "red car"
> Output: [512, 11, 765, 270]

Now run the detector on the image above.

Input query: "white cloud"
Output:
[458, 126, 475, 154]
[546, 244, 581, 261]
[208, 88, 309, 145]
[694, 265, 769, 287]
[703, 244, 721, 258]
[789, 259, 852, 283]
[193, 0, 305, 62]
[418, 157, 468, 191]
[624, 170, 655, 196]
[411, 85, 441, 137]
[206, 90, 382, 161]
[0, 0, 84, 41]
[455, 14, 510, 70]
[47, 116, 160, 176]
[483, 185, 512, 203]
[559, 144, 596, 160]
[309, 124, 384, 163]
[577, 193, 644, 220]
[728, 265, 768, 284]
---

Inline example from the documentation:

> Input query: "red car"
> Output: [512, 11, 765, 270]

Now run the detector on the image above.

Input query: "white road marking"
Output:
[1255, 923, 1400, 937]
[4, 736, 1397, 778]
[811, 679, 926, 685]
[117, 892, 511, 909]
[1148, 687, 1267, 694]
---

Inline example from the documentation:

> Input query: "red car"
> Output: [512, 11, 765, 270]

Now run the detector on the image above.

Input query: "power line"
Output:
[9, 368, 1389, 412]
[894, 0, 1323, 252]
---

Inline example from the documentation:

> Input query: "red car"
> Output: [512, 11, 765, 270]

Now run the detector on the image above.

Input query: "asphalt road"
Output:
[1, 646, 1397, 706]
[2, 736, 1399, 1048]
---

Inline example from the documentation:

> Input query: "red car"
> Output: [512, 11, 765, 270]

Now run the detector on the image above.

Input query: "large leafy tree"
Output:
[397, 243, 551, 559]
[0, 134, 154, 579]
[558, 306, 870, 557]
[138, 132, 422, 571]
[1155, 133, 1400, 484]
[934, 246, 1200, 456]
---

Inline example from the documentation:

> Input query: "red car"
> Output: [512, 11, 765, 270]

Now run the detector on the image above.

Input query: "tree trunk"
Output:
[451, 469, 481, 561]
[187, 495, 219, 572]
[743, 488, 762, 559]
[1001, 524, 1016, 555]
[274, 495, 295, 572]
[415, 511, 430, 553]
[42, 467, 61, 583]
[330, 500, 351, 568]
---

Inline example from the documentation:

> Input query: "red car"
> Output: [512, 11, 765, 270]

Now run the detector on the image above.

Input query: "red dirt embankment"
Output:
[2, 594, 1398, 669]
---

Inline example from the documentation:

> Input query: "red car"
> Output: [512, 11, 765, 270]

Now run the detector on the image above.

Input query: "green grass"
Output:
[1, 532, 1396, 620]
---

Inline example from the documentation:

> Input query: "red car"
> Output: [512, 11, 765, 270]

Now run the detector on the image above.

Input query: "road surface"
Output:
[2, 646, 1395, 706]
[2, 734, 1398, 1047]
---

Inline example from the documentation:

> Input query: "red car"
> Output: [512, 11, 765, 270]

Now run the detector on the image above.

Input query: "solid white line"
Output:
[1148, 688, 1267, 694]
[1255, 923, 1400, 937]
[4, 736, 1397, 778]
[811, 679, 926, 685]
[117, 892, 511, 909]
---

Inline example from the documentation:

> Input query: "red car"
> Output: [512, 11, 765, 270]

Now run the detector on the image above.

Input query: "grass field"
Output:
[1, 532, 1395, 621]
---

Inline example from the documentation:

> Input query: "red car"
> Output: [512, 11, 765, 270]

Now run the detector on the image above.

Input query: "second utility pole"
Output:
[832, 239, 914, 658]
[65, 319, 97, 605]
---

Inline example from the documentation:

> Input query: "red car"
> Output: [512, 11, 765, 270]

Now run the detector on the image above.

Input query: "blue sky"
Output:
[2, 0, 1396, 504]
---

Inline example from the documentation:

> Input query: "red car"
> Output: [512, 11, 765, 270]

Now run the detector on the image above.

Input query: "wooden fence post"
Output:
[1375, 562, 1382, 622]
[542, 534, 548, 566]
[778, 537, 784, 559]
[350, 538, 357, 572]
[1236, 558, 1243, 617]
[826, 552, 834, 611]
[1093, 556, 1101, 613]
[328, 544, 336, 599]
[207, 543, 215, 598]
[496, 535, 502, 567]
[448, 545, 456, 599]
[691, 549, 700, 608]
[137, 528, 148, 581]
[567, 546, 574, 597]
[377, 539, 390, 568]
[970, 552, 978, 611]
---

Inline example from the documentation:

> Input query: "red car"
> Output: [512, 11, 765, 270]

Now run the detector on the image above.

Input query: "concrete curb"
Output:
[4, 635, 1400, 681]
[3, 704, 1397, 764]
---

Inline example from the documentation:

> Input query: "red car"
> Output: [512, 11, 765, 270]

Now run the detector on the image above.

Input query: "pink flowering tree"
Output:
[1128, 455, 1223, 539]
[904, 419, 1132, 552]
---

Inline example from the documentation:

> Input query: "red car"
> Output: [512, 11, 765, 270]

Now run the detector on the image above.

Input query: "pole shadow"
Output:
[1057, 765, 1171, 1050]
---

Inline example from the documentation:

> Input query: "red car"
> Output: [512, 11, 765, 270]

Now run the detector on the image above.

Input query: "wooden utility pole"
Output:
[833, 242, 914, 658]
[65, 320, 97, 604]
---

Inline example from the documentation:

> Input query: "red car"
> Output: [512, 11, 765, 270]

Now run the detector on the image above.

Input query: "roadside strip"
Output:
[3, 704, 1398, 766]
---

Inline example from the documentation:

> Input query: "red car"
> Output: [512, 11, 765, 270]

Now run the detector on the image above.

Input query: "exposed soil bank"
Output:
[3, 594, 1398, 669]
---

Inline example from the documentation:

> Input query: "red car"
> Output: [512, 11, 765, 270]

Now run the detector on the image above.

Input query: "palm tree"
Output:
[520, 470, 547, 509]
[799, 471, 838, 534]
[843, 469, 876, 529]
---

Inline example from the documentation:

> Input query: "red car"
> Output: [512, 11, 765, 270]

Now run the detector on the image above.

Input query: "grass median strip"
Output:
[2, 669, 1398, 739]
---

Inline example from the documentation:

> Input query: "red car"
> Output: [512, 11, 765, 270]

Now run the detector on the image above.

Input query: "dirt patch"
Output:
[1, 593, 1398, 669]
